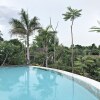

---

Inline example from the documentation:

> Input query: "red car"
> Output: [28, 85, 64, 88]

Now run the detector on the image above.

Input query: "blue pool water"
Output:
[0, 66, 98, 100]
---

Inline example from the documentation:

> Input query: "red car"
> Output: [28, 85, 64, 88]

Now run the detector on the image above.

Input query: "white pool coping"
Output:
[31, 66, 100, 99]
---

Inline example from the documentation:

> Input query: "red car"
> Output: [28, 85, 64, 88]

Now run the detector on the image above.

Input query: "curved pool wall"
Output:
[32, 66, 100, 99]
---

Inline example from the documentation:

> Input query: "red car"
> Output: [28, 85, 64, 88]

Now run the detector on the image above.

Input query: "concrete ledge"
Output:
[31, 66, 100, 99]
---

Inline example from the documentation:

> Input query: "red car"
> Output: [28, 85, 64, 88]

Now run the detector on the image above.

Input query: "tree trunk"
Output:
[45, 46, 48, 67]
[71, 20, 74, 73]
[25, 36, 27, 64]
[26, 34, 30, 65]
[54, 34, 56, 63]
[1, 54, 8, 66]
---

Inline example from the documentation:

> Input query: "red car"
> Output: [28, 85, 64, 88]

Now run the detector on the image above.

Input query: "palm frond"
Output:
[10, 9, 40, 37]
[29, 16, 40, 31]
[20, 9, 29, 29]
[63, 6, 82, 21]
[46, 25, 51, 31]
[90, 26, 100, 32]
[10, 18, 26, 35]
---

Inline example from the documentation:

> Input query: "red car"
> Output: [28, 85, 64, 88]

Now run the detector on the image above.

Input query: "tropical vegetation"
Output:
[0, 8, 100, 82]
[10, 9, 40, 65]
[62, 7, 82, 73]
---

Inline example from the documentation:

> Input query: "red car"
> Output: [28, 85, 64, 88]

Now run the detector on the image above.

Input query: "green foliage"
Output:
[10, 9, 40, 36]
[10, 9, 40, 64]
[62, 7, 82, 21]
[30, 26, 58, 67]
[90, 21, 100, 32]
[63, 7, 82, 73]
[0, 8, 99, 82]
[0, 40, 25, 65]
[1, 37, 99, 81]
[0, 31, 3, 41]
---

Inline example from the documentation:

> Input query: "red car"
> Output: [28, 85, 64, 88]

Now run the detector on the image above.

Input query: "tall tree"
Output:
[36, 26, 55, 67]
[62, 7, 82, 72]
[50, 18, 59, 63]
[10, 9, 40, 65]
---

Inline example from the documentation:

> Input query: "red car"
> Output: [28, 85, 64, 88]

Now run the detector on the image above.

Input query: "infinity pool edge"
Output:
[31, 66, 100, 100]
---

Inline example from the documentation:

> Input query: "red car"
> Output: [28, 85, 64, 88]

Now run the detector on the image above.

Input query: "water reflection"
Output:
[33, 68, 57, 100]
[0, 67, 26, 91]
[9, 67, 36, 100]
[0, 67, 58, 100]
[0, 67, 30, 100]
[0, 67, 98, 100]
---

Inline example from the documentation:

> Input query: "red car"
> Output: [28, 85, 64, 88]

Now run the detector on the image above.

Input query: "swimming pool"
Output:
[0, 66, 99, 100]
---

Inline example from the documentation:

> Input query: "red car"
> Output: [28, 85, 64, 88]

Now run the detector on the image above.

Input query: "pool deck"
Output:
[31, 66, 100, 100]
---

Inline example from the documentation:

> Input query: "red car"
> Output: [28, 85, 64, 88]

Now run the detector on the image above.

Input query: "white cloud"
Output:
[0, 6, 18, 25]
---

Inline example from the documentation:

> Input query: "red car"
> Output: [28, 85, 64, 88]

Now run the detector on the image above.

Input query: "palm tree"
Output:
[38, 26, 55, 67]
[10, 9, 40, 65]
[49, 18, 59, 63]
[62, 7, 82, 73]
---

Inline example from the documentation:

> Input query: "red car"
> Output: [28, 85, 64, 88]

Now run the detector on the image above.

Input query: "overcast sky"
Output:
[0, 0, 100, 46]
